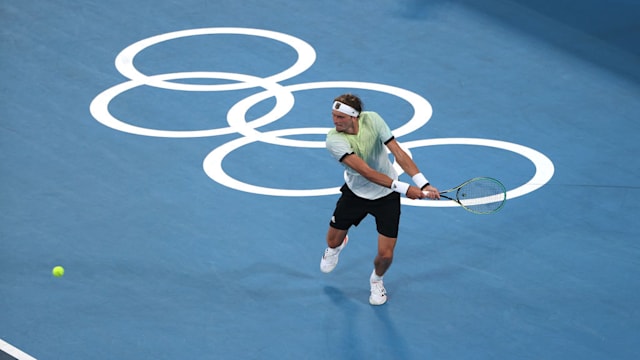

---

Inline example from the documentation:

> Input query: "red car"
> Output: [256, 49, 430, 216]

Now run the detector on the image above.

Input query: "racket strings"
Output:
[456, 180, 506, 213]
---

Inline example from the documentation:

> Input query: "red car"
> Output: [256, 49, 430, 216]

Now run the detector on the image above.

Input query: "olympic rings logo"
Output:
[89, 27, 554, 207]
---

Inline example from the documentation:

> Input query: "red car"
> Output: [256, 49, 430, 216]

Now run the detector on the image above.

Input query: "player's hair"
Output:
[334, 93, 363, 114]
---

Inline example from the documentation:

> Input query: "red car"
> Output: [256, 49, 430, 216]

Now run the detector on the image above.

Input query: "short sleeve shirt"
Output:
[326, 111, 398, 200]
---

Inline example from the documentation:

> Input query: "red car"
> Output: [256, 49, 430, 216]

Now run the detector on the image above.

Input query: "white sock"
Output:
[370, 269, 383, 282]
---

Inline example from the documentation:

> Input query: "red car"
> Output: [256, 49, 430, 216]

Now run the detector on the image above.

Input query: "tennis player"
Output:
[321, 93, 439, 305]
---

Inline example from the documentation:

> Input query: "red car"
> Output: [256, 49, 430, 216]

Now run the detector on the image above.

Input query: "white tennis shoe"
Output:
[320, 235, 348, 273]
[369, 279, 387, 305]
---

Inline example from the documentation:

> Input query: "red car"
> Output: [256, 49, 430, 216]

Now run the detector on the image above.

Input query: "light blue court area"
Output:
[1, 0, 639, 359]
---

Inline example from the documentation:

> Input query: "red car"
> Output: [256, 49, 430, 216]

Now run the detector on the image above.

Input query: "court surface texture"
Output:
[1, 0, 639, 359]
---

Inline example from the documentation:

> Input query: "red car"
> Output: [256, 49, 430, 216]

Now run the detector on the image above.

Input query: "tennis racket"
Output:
[425, 177, 507, 214]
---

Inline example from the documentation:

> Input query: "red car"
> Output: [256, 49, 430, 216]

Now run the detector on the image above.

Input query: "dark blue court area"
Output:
[1, 0, 639, 359]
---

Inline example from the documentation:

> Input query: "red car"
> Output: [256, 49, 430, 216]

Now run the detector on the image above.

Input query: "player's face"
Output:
[332, 110, 356, 133]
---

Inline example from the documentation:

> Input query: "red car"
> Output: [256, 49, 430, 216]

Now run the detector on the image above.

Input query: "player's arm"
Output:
[341, 153, 427, 200]
[385, 138, 440, 199]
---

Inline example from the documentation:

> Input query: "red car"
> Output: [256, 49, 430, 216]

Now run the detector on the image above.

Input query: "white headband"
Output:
[332, 101, 359, 117]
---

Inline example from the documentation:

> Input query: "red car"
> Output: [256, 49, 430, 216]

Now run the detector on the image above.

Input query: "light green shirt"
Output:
[326, 111, 397, 200]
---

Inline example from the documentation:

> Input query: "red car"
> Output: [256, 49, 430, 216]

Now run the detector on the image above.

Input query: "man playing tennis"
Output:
[321, 93, 439, 305]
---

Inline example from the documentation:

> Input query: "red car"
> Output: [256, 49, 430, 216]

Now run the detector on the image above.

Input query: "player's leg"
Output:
[320, 186, 367, 273]
[371, 191, 401, 276]
[373, 234, 397, 277]
[368, 234, 396, 305]
[369, 191, 401, 305]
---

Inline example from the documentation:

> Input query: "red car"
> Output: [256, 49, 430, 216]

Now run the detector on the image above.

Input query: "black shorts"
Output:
[329, 184, 401, 238]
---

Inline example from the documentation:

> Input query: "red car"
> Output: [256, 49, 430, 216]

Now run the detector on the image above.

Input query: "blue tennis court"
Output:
[2, 0, 639, 359]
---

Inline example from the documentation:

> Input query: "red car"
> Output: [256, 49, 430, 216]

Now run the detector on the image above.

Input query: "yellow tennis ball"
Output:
[52, 266, 65, 277]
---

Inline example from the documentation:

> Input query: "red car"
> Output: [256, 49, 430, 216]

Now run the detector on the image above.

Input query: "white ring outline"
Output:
[115, 27, 316, 91]
[203, 131, 555, 204]
[89, 71, 295, 138]
[399, 138, 555, 207]
[226, 81, 433, 147]
[203, 127, 338, 197]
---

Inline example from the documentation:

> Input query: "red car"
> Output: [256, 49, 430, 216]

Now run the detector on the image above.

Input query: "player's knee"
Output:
[377, 246, 395, 260]
[376, 255, 393, 267]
